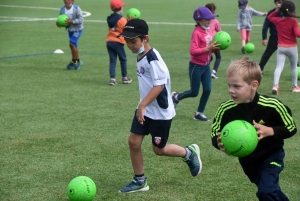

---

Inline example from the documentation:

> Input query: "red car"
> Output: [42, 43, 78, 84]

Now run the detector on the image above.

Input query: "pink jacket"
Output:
[190, 25, 216, 66]
[210, 19, 221, 36]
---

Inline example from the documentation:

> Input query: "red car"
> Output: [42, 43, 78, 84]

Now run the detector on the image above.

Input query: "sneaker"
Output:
[292, 86, 300, 92]
[119, 177, 149, 193]
[122, 77, 132, 84]
[194, 112, 209, 121]
[74, 61, 83, 70]
[272, 85, 279, 95]
[66, 61, 76, 70]
[171, 92, 180, 108]
[183, 144, 202, 177]
[109, 79, 117, 86]
[241, 47, 245, 54]
[211, 70, 218, 79]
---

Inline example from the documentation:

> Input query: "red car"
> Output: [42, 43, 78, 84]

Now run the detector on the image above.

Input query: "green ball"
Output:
[57, 14, 69, 27]
[67, 176, 96, 201]
[213, 31, 231, 50]
[244, 43, 255, 53]
[127, 8, 141, 19]
[221, 120, 258, 157]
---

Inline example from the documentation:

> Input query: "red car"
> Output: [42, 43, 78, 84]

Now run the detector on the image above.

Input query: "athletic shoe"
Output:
[183, 144, 202, 177]
[292, 86, 300, 92]
[119, 177, 149, 193]
[241, 47, 245, 54]
[272, 85, 279, 95]
[194, 112, 209, 121]
[211, 70, 218, 79]
[122, 77, 132, 84]
[74, 61, 83, 70]
[109, 79, 117, 86]
[171, 92, 179, 108]
[66, 61, 76, 70]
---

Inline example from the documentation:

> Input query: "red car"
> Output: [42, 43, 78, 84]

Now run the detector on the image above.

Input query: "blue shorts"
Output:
[68, 30, 83, 48]
[130, 110, 172, 148]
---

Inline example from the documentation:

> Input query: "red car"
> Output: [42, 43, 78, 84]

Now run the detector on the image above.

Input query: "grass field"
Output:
[1, 0, 300, 200]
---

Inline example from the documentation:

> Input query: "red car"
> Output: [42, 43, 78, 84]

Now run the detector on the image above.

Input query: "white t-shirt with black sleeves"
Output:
[136, 48, 175, 120]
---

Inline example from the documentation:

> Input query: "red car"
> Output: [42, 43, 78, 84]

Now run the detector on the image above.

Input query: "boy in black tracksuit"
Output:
[211, 57, 297, 201]
[258, 0, 284, 74]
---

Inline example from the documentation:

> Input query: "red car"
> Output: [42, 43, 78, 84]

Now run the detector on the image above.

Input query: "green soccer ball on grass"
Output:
[213, 31, 231, 50]
[221, 120, 258, 157]
[57, 14, 69, 27]
[244, 42, 255, 53]
[127, 8, 141, 19]
[67, 176, 96, 201]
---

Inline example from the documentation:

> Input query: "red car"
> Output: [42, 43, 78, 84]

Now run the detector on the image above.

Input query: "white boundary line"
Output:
[0, 4, 263, 26]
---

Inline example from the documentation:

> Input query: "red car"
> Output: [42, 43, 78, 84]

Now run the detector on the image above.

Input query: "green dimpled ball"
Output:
[244, 42, 255, 53]
[127, 8, 141, 19]
[213, 31, 231, 50]
[67, 176, 96, 201]
[57, 14, 69, 27]
[221, 120, 258, 157]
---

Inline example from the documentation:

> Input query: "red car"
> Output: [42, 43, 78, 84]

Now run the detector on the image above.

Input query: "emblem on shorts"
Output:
[154, 137, 161, 145]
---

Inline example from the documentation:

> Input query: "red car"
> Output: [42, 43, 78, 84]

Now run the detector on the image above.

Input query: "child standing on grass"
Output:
[211, 56, 297, 201]
[117, 19, 202, 193]
[205, 3, 222, 79]
[268, 0, 300, 95]
[106, 0, 132, 86]
[172, 6, 219, 121]
[258, 0, 285, 75]
[237, 0, 267, 54]
[57, 0, 84, 70]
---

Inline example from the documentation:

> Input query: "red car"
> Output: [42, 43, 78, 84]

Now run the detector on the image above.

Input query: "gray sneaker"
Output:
[183, 144, 202, 177]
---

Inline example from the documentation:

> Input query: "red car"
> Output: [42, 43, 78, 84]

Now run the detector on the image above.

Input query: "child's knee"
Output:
[152, 146, 165, 156]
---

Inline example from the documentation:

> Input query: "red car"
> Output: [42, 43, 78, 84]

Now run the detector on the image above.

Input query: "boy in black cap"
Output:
[118, 19, 202, 193]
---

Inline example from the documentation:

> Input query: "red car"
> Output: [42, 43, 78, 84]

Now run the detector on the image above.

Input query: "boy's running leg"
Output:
[182, 144, 202, 176]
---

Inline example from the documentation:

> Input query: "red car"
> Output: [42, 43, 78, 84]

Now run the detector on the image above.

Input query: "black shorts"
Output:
[130, 111, 172, 148]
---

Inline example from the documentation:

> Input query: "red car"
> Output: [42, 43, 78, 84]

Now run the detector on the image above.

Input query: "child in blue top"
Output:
[57, 0, 84, 70]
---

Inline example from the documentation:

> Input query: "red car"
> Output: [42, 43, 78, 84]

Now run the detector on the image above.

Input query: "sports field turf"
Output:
[1, 0, 300, 200]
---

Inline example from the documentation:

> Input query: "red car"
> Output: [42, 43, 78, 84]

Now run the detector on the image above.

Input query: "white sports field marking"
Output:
[0, 4, 91, 22]
[0, 4, 263, 26]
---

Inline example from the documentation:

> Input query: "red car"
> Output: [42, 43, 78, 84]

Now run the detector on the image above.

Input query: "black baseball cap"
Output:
[118, 19, 148, 39]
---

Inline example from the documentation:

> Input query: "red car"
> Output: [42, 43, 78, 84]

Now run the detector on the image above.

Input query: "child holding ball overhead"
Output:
[211, 56, 297, 200]
[268, 0, 300, 95]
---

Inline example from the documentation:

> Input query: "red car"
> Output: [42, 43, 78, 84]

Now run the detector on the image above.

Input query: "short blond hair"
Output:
[226, 57, 262, 85]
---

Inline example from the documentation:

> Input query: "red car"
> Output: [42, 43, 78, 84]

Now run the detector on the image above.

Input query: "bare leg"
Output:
[152, 144, 186, 157]
[128, 133, 145, 175]
[69, 42, 78, 60]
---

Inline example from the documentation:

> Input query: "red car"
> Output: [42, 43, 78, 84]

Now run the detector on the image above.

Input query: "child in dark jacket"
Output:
[106, 0, 132, 85]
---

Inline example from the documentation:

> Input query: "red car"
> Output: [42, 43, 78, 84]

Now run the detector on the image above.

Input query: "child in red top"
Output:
[172, 6, 219, 121]
[268, 0, 300, 94]
[206, 3, 222, 79]
[106, 0, 132, 85]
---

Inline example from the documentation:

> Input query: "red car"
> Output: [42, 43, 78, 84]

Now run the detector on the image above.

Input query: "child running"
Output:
[268, 0, 300, 94]
[258, 0, 285, 75]
[205, 3, 222, 79]
[172, 6, 219, 121]
[211, 56, 297, 200]
[237, 0, 267, 54]
[117, 19, 202, 193]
